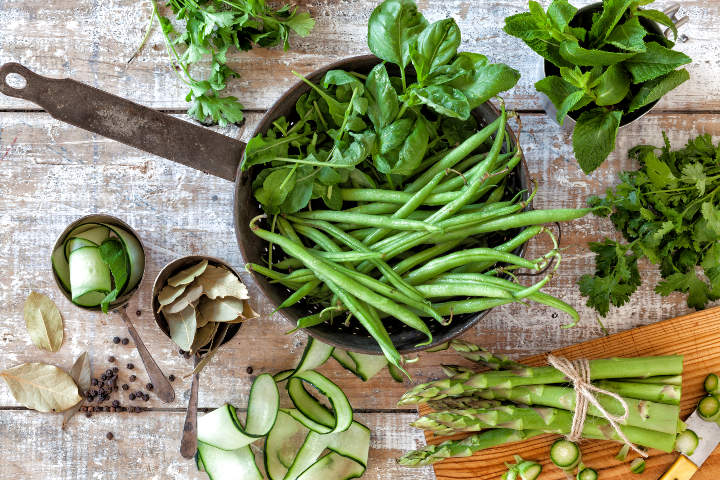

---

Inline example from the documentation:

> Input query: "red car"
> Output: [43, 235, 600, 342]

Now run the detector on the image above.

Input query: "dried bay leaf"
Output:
[62, 352, 91, 428]
[0, 363, 81, 412]
[187, 323, 230, 378]
[167, 259, 208, 287]
[198, 296, 246, 322]
[242, 302, 259, 320]
[157, 284, 187, 312]
[24, 292, 64, 352]
[165, 305, 197, 351]
[165, 283, 204, 314]
[191, 321, 218, 353]
[196, 309, 209, 328]
[196, 265, 249, 300]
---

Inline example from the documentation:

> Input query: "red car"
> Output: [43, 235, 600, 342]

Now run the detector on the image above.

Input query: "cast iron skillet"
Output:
[0, 55, 530, 354]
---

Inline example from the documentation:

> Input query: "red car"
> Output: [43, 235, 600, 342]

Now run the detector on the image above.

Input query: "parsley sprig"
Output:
[150, 0, 314, 126]
[581, 134, 720, 316]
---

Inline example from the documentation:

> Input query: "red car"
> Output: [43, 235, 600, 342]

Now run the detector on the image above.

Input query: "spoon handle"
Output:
[119, 308, 175, 403]
[180, 357, 200, 459]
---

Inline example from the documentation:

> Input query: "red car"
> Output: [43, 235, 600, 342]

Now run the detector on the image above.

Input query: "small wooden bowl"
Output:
[151, 255, 244, 349]
[51, 214, 146, 311]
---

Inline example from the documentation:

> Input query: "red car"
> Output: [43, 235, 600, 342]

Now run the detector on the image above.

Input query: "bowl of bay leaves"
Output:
[152, 256, 257, 361]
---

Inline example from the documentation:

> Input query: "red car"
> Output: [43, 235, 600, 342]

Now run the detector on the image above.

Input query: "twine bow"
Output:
[547, 355, 647, 458]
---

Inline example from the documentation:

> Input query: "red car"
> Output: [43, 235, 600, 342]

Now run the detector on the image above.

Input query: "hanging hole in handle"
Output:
[4, 72, 27, 90]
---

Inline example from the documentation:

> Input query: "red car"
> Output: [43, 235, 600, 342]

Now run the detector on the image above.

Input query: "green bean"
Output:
[405, 116, 502, 193]
[362, 169, 449, 245]
[438, 208, 593, 243]
[433, 273, 579, 327]
[286, 217, 425, 303]
[408, 148, 452, 177]
[277, 280, 322, 309]
[273, 257, 304, 270]
[246, 263, 306, 288]
[316, 251, 383, 261]
[251, 216, 433, 345]
[433, 152, 513, 194]
[429, 298, 514, 316]
[403, 248, 539, 285]
[294, 210, 441, 232]
[323, 278, 407, 376]
[330, 263, 445, 324]
[387, 240, 463, 277]
[340, 188, 459, 206]
[293, 224, 343, 252]
[415, 283, 514, 299]
[277, 217, 303, 245]
[348, 203, 397, 215]
[347, 227, 378, 239]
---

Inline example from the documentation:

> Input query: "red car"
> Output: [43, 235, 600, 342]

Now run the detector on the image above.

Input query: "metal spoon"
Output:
[51, 214, 175, 403]
[151, 255, 244, 459]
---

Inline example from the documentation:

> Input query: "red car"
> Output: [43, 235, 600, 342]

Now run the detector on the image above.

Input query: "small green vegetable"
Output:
[504, 0, 691, 173]
[550, 439, 581, 471]
[577, 467, 598, 480]
[502, 455, 542, 480]
[675, 429, 699, 456]
[698, 395, 720, 421]
[705, 373, 720, 395]
[630, 458, 646, 474]
[580, 134, 720, 316]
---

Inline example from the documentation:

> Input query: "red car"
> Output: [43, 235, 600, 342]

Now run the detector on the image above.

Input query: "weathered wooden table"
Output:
[0, 1, 717, 478]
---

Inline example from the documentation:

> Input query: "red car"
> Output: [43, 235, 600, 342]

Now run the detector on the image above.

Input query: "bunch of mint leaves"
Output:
[241, 0, 521, 215]
[504, 0, 691, 174]
[580, 134, 720, 316]
[151, 0, 315, 127]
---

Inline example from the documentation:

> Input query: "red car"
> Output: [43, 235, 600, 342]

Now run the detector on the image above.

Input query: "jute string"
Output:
[547, 355, 647, 458]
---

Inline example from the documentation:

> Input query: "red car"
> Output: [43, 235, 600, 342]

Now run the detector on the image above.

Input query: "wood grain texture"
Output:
[0, 1, 714, 112]
[419, 307, 720, 480]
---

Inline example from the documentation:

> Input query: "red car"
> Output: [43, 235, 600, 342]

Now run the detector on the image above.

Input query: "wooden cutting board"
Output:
[418, 306, 720, 479]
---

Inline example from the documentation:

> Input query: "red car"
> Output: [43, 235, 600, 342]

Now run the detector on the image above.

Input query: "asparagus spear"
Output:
[397, 428, 544, 467]
[440, 365, 475, 379]
[427, 397, 503, 411]
[620, 374, 683, 386]
[398, 356, 683, 405]
[473, 384, 680, 434]
[594, 380, 681, 405]
[412, 405, 677, 452]
[449, 340, 524, 370]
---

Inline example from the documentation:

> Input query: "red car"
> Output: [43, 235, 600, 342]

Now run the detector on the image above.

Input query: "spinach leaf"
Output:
[412, 85, 471, 120]
[99, 238, 129, 313]
[367, 0, 427, 69]
[450, 62, 521, 109]
[572, 108, 622, 174]
[380, 118, 415, 154]
[365, 64, 400, 131]
[410, 18, 461, 82]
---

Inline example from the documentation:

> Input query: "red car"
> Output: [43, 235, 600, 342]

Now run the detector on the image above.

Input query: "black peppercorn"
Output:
[122, 384, 129, 391]
[106, 432, 114, 440]
[246, 366, 253, 375]
[146, 383, 154, 390]
[136, 310, 141, 316]
[91, 378, 98, 386]
[168, 374, 175, 382]
[112, 336, 121, 344]
[126, 363, 134, 370]
[108, 356, 115, 363]
[129, 375, 136, 382]
[112, 400, 120, 408]
[143, 394, 150, 402]
[112, 367, 119, 374]
[129, 393, 136, 400]
[121, 338, 129, 345]
[85, 412, 92, 418]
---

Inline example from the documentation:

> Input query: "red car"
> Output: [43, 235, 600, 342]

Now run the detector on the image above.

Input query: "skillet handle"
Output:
[0, 62, 245, 181]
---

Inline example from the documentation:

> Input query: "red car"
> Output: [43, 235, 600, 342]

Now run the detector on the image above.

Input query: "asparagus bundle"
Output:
[398, 352, 684, 466]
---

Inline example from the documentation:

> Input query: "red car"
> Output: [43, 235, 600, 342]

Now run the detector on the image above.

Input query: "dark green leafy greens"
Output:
[580, 134, 720, 316]
[243, 0, 520, 214]
[151, 0, 314, 126]
[504, 0, 691, 174]
[99, 238, 129, 313]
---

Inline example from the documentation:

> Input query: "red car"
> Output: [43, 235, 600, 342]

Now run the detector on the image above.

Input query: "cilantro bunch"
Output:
[580, 134, 720, 316]
[242, 0, 521, 214]
[152, 0, 315, 126]
[504, 0, 691, 174]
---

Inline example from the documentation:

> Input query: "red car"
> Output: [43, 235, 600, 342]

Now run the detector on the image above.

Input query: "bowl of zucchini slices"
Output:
[51, 215, 145, 312]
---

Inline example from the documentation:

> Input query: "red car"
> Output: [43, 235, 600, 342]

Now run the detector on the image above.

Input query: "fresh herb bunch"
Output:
[152, 0, 314, 126]
[504, 0, 691, 174]
[243, 0, 521, 214]
[580, 134, 720, 316]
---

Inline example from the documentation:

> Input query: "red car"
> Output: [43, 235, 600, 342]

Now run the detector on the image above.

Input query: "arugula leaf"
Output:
[572, 109, 622, 174]
[627, 68, 689, 113]
[367, 0, 427, 69]
[623, 42, 692, 83]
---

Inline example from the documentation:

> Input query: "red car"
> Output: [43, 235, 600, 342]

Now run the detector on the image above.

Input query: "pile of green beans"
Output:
[247, 108, 591, 373]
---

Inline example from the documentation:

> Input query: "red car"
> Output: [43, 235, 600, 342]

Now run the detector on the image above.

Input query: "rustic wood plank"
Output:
[0, 110, 718, 412]
[0, 409, 433, 479]
[419, 306, 720, 480]
[0, 1, 714, 111]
